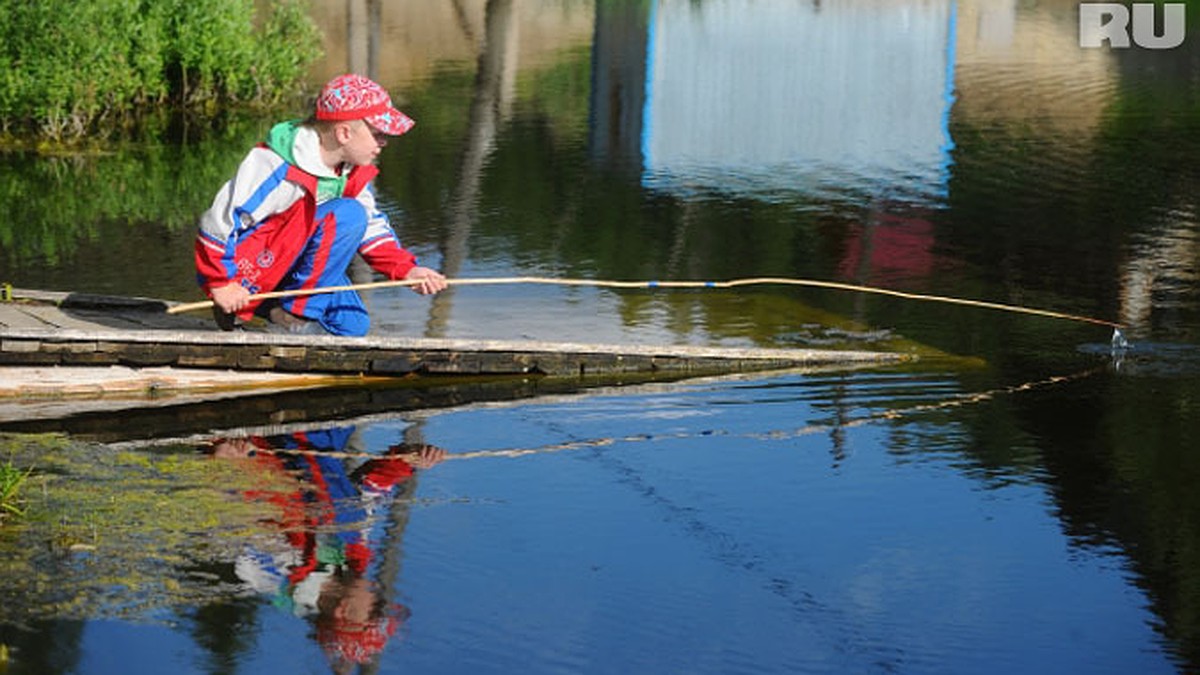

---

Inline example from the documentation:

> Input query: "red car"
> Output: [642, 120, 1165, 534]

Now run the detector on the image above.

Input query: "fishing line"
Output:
[100, 367, 1097, 455]
[166, 275, 1124, 330]
[199, 367, 1099, 462]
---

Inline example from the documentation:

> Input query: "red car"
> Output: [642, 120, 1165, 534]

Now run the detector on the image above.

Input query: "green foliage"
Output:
[0, 0, 321, 140]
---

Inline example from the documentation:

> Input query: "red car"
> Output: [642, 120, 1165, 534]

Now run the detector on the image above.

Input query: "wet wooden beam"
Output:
[0, 289, 912, 383]
[0, 327, 910, 378]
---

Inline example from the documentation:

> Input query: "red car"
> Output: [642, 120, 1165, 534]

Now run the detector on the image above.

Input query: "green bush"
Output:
[0, 0, 321, 140]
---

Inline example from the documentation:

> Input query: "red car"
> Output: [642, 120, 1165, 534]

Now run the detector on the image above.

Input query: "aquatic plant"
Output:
[0, 434, 62, 521]
[0, 457, 31, 520]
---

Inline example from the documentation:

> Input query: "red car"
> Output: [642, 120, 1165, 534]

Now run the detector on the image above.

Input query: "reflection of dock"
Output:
[0, 352, 902, 441]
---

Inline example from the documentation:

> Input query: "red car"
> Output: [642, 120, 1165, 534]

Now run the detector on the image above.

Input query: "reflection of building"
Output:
[954, 0, 1116, 138]
[1119, 219, 1200, 334]
[306, 0, 594, 87]
[838, 207, 940, 286]
[592, 0, 958, 203]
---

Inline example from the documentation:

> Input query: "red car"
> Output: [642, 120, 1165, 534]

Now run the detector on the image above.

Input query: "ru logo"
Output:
[1079, 3, 1186, 49]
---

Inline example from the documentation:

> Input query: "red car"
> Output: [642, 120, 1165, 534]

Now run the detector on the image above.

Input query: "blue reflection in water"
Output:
[0, 368, 1178, 674]
[374, 369, 1172, 675]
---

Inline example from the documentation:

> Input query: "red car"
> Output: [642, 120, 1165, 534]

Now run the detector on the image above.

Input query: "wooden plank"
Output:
[114, 343, 181, 367]
[0, 323, 910, 379]
[1, 339, 906, 376]
[3, 290, 222, 332]
[0, 289, 918, 395]
[0, 351, 61, 366]
[0, 365, 372, 421]
[14, 304, 105, 331]
[0, 305, 60, 330]
[1, 339, 43, 353]
[370, 352, 423, 374]
[177, 347, 242, 368]
[238, 346, 281, 370]
[305, 348, 372, 372]
[479, 352, 541, 375]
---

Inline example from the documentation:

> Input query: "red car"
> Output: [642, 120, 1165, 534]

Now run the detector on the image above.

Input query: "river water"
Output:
[2, 0, 1200, 673]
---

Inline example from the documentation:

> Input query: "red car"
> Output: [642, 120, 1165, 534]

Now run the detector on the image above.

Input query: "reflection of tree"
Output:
[588, 0, 650, 169]
[184, 590, 262, 675]
[944, 30, 1200, 353]
[866, 366, 1200, 673]
[940, 34, 1200, 667]
[1105, 42, 1200, 342]
[1, 118, 265, 297]
[426, 0, 520, 338]
[345, 0, 382, 80]
[1013, 376, 1200, 671]
[0, 619, 84, 675]
[359, 422, 427, 675]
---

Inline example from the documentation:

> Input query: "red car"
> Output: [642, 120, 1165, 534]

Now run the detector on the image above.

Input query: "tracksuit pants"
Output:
[275, 198, 371, 337]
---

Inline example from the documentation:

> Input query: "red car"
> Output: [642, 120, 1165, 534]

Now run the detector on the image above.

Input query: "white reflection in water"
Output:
[639, 0, 956, 202]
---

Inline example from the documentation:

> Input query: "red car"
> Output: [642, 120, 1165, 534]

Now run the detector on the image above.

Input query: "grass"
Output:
[0, 458, 32, 519]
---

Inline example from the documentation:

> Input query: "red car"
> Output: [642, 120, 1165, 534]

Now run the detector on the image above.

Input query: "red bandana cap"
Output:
[315, 74, 415, 136]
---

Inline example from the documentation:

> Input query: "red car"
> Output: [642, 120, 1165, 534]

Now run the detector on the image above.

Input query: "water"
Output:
[3, 0, 1200, 672]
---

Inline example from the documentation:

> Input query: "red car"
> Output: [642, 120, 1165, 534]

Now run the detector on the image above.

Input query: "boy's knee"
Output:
[319, 198, 369, 241]
[326, 198, 368, 224]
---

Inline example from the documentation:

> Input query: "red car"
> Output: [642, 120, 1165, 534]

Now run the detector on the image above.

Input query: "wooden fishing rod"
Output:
[166, 275, 1123, 329]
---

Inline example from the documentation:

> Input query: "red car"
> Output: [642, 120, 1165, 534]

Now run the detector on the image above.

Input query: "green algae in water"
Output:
[0, 433, 295, 624]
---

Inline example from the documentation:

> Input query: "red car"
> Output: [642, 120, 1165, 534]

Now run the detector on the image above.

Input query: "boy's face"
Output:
[339, 120, 389, 166]
[209, 438, 257, 459]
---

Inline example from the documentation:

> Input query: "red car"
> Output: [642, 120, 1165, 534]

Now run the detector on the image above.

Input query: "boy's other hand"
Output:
[404, 266, 448, 295]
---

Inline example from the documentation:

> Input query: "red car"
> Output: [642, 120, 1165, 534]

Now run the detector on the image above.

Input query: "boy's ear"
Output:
[333, 121, 355, 144]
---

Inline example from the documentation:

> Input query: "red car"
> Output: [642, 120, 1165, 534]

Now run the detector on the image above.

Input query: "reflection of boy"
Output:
[208, 428, 445, 666]
[195, 73, 447, 336]
[314, 569, 411, 668]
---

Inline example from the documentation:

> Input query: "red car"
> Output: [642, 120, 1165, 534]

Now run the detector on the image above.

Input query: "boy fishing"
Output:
[195, 73, 447, 336]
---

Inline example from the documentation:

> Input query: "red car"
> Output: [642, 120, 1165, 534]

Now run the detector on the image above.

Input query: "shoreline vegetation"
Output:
[0, 0, 322, 147]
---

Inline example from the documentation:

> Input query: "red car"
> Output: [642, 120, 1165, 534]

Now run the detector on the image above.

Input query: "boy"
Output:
[195, 73, 447, 336]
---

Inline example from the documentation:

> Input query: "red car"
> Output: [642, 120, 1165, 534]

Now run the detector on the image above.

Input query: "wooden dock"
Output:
[0, 288, 911, 397]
